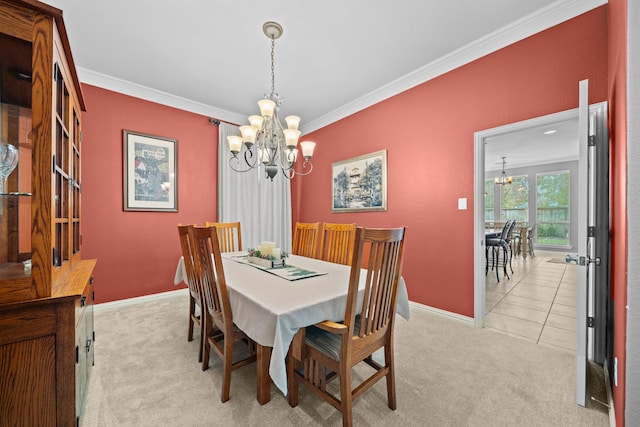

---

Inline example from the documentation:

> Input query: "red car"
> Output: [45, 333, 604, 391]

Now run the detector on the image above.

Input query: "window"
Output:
[500, 175, 528, 223]
[536, 171, 570, 246]
[484, 179, 494, 221]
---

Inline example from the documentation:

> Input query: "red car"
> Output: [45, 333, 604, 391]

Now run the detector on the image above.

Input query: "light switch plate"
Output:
[458, 198, 467, 210]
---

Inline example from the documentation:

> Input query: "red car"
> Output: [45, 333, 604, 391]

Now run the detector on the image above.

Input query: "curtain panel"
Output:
[218, 123, 292, 252]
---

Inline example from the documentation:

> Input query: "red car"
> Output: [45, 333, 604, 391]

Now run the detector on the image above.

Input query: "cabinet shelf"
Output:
[0, 192, 32, 196]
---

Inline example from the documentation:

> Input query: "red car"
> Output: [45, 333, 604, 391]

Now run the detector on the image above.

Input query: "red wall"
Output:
[607, 0, 628, 424]
[293, 8, 608, 317]
[80, 85, 218, 303]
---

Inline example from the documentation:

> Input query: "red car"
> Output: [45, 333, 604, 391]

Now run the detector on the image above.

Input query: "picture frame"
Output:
[123, 130, 178, 212]
[332, 149, 387, 212]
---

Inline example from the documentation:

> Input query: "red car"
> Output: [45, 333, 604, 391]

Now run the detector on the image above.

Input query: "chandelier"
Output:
[495, 156, 513, 185]
[226, 21, 316, 181]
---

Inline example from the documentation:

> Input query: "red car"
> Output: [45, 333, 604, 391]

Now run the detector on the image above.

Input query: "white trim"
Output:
[408, 301, 475, 327]
[94, 288, 188, 314]
[474, 128, 487, 328]
[302, 0, 606, 134]
[77, 68, 247, 125]
[76, 0, 606, 134]
[627, 0, 640, 422]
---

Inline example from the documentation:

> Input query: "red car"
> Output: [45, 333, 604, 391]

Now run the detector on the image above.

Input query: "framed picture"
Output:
[332, 150, 387, 212]
[123, 130, 178, 212]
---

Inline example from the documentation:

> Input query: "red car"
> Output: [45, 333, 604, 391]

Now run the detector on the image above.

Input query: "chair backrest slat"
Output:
[292, 222, 320, 258]
[318, 223, 356, 265]
[499, 219, 513, 240]
[204, 221, 242, 252]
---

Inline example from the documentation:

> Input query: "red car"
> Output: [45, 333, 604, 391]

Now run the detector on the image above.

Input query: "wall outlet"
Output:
[458, 198, 467, 210]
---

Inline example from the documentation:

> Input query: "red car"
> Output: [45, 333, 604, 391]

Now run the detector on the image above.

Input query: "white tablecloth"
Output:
[174, 253, 410, 395]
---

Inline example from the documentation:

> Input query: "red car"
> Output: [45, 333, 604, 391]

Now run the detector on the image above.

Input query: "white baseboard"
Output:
[94, 288, 188, 314]
[408, 301, 475, 326]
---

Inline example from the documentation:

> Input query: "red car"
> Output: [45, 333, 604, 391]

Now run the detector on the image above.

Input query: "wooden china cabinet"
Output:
[0, 0, 96, 425]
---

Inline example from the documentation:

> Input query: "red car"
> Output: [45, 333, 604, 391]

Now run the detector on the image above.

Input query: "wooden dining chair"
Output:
[177, 224, 205, 362]
[291, 222, 321, 258]
[288, 226, 407, 427]
[204, 221, 242, 252]
[190, 225, 256, 402]
[317, 222, 357, 265]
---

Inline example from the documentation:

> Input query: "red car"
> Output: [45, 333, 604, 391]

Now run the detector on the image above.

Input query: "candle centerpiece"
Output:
[248, 242, 287, 268]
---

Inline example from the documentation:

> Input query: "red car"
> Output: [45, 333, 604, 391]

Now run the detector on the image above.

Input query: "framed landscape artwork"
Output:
[332, 150, 387, 212]
[123, 130, 178, 212]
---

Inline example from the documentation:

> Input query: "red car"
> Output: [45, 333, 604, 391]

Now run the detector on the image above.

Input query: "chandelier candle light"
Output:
[495, 156, 513, 185]
[227, 21, 316, 181]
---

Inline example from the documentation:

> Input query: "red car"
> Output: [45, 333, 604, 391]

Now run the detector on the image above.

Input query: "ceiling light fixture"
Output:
[226, 21, 316, 181]
[543, 129, 557, 135]
[495, 156, 513, 185]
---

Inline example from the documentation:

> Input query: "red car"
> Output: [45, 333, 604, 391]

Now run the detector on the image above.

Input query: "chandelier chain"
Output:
[270, 36, 276, 97]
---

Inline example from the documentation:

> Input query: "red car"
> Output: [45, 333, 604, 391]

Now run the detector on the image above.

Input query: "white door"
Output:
[569, 79, 609, 406]
[570, 79, 590, 407]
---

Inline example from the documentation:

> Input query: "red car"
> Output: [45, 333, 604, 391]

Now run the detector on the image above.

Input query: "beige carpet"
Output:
[80, 291, 609, 427]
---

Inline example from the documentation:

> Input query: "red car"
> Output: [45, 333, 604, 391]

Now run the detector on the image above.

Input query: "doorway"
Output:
[481, 113, 579, 350]
[474, 107, 585, 329]
[473, 101, 611, 406]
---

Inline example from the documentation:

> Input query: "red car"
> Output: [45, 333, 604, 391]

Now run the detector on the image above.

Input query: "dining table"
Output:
[174, 252, 410, 404]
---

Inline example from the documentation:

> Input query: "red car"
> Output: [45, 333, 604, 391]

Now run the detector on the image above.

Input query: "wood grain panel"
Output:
[29, 10, 53, 299]
[0, 303, 55, 346]
[52, 259, 96, 298]
[55, 298, 76, 426]
[0, 276, 35, 303]
[0, 0, 33, 41]
[0, 335, 56, 426]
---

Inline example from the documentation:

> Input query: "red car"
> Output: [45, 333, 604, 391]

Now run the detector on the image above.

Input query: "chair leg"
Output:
[188, 296, 195, 341]
[507, 245, 514, 274]
[221, 338, 233, 402]
[385, 344, 397, 410]
[202, 317, 211, 371]
[494, 247, 500, 282]
[502, 245, 510, 279]
[485, 245, 489, 275]
[198, 315, 204, 363]
[287, 353, 299, 407]
[339, 366, 353, 427]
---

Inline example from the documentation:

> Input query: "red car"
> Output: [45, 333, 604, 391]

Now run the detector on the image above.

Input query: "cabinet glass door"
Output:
[0, 33, 33, 284]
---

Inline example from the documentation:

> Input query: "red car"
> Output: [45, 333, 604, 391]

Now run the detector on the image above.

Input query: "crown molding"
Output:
[301, 0, 607, 134]
[77, 68, 247, 125]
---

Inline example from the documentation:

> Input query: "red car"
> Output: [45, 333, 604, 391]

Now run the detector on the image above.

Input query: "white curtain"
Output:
[218, 123, 292, 252]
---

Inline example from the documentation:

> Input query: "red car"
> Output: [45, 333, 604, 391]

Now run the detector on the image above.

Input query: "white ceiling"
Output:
[485, 117, 579, 171]
[47, 0, 602, 161]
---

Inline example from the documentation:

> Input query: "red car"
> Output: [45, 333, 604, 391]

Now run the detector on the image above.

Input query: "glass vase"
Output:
[0, 141, 19, 194]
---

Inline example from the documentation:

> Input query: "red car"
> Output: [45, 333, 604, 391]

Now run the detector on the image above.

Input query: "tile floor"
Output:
[485, 248, 578, 353]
